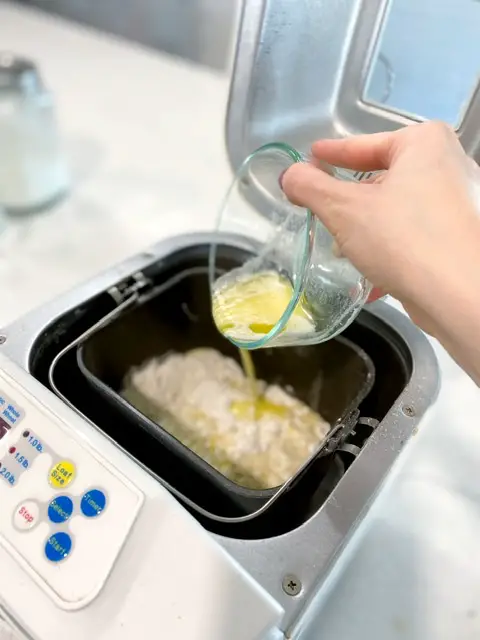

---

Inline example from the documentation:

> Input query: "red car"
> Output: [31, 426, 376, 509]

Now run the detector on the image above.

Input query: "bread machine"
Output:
[1, 1, 479, 638]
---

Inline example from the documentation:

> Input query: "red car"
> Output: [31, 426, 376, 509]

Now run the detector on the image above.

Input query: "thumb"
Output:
[281, 162, 365, 233]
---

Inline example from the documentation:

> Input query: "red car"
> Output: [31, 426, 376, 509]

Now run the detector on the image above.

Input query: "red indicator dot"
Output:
[9, 447, 16, 454]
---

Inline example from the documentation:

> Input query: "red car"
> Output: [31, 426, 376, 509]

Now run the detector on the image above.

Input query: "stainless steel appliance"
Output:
[1, 1, 479, 637]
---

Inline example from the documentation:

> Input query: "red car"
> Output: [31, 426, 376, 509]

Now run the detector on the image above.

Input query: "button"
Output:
[81, 489, 107, 518]
[0, 465, 16, 486]
[48, 496, 73, 524]
[10, 449, 30, 470]
[13, 501, 40, 531]
[0, 393, 25, 427]
[23, 431, 45, 454]
[49, 460, 76, 489]
[45, 532, 72, 563]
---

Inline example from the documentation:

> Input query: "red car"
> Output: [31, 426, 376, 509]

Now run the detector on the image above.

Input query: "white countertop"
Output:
[0, 1, 232, 327]
[0, 4, 480, 640]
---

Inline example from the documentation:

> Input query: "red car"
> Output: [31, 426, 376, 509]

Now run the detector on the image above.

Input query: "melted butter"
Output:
[230, 396, 289, 420]
[212, 271, 315, 343]
[212, 272, 314, 419]
[239, 348, 256, 392]
[231, 348, 289, 420]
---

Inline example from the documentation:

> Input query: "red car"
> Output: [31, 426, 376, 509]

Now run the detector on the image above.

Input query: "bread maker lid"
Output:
[225, 0, 480, 170]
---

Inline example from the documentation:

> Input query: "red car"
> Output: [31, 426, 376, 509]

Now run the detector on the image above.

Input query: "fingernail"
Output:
[278, 169, 287, 190]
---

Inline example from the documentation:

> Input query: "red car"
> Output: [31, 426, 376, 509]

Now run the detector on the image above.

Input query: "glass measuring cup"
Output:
[209, 142, 373, 349]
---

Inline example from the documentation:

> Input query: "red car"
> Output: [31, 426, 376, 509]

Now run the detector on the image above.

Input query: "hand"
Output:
[281, 122, 480, 382]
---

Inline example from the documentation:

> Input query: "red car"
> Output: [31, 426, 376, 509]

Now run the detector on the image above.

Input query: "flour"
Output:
[122, 348, 330, 489]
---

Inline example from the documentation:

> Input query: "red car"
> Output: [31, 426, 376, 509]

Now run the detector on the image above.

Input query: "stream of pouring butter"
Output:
[213, 271, 316, 421]
[230, 348, 289, 420]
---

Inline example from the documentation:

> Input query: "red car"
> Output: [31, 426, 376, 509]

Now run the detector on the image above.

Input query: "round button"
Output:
[48, 496, 73, 524]
[49, 460, 76, 489]
[13, 500, 39, 532]
[45, 532, 72, 563]
[81, 489, 107, 518]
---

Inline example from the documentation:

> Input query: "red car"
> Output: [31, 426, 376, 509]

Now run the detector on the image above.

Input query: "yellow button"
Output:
[49, 460, 76, 489]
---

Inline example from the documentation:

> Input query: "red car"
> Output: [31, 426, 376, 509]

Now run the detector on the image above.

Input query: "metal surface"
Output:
[226, 0, 480, 168]
[0, 232, 440, 635]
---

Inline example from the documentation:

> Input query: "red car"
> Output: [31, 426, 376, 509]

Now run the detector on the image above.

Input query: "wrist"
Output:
[421, 247, 480, 385]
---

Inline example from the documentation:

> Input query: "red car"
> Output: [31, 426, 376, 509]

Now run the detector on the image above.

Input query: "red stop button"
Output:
[13, 501, 39, 531]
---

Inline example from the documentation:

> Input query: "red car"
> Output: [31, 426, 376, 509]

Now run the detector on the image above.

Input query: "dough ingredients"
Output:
[122, 348, 330, 489]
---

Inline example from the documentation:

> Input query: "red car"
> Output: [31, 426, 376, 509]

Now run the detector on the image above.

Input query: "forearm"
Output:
[421, 260, 480, 386]
[434, 305, 480, 387]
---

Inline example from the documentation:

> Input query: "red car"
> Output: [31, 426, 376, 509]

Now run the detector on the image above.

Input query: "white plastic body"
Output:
[0, 352, 283, 640]
[0, 90, 69, 212]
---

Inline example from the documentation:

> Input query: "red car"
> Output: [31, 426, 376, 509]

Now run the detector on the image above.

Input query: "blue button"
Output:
[45, 532, 72, 563]
[48, 496, 73, 524]
[81, 489, 107, 518]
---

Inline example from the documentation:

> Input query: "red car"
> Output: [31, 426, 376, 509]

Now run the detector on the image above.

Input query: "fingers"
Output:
[281, 163, 362, 231]
[311, 130, 399, 171]
[310, 121, 459, 172]
[367, 288, 386, 303]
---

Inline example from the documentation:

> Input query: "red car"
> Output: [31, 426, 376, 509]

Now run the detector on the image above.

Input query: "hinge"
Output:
[107, 271, 152, 307]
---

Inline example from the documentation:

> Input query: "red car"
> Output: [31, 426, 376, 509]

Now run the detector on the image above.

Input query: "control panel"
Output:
[0, 372, 144, 610]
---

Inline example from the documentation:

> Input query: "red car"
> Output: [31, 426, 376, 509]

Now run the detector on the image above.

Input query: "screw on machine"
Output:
[282, 574, 302, 596]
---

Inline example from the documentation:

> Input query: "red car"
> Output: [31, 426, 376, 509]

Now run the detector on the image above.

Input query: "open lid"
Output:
[226, 0, 480, 170]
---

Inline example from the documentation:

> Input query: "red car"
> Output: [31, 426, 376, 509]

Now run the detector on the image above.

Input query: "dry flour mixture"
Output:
[122, 348, 330, 489]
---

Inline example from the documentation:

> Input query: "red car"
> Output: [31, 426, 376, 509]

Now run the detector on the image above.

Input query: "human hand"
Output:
[281, 122, 480, 344]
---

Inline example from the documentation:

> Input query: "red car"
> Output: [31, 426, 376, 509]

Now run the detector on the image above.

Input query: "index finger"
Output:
[281, 162, 365, 234]
[311, 131, 400, 171]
